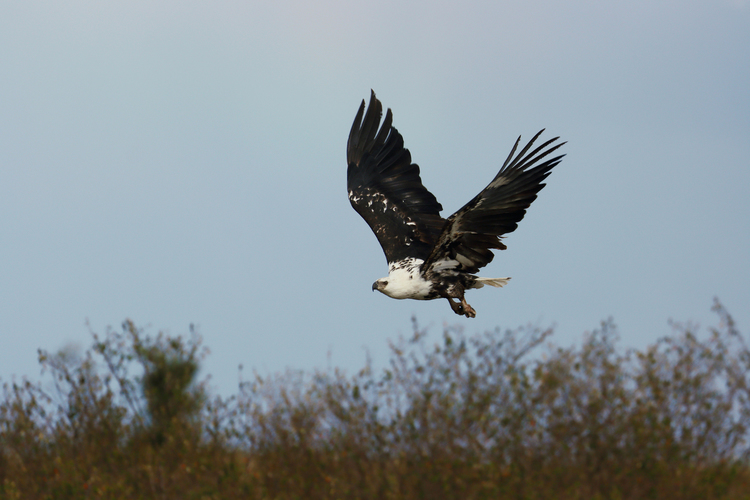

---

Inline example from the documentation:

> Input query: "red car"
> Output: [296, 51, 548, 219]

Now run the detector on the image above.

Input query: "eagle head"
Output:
[372, 279, 388, 293]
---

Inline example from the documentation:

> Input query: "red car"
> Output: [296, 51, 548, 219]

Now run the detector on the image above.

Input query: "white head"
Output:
[370, 258, 432, 300]
[370, 269, 433, 300]
[372, 278, 389, 295]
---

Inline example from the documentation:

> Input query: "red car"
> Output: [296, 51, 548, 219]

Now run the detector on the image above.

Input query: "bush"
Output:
[1, 300, 749, 499]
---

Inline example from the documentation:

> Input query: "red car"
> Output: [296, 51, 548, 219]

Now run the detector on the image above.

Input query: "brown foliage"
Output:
[1, 300, 749, 499]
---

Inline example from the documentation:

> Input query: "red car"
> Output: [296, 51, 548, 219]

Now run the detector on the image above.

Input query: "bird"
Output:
[347, 91, 564, 318]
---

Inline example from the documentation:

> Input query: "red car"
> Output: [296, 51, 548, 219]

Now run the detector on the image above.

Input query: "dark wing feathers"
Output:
[347, 92, 565, 273]
[347, 91, 391, 167]
[347, 91, 446, 263]
[423, 130, 565, 274]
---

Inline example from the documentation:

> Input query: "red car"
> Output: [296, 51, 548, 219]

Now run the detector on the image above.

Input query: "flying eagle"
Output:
[347, 91, 564, 318]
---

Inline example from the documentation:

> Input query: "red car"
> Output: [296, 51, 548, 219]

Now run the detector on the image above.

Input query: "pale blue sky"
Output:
[1, 0, 749, 396]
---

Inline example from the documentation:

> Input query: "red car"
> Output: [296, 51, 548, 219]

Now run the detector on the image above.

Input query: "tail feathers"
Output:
[474, 277, 511, 289]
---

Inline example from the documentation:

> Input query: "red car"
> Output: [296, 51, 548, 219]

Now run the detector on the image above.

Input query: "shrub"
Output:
[1, 300, 749, 499]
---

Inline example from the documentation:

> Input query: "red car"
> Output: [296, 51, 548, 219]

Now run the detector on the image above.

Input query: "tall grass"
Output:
[1, 300, 749, 499]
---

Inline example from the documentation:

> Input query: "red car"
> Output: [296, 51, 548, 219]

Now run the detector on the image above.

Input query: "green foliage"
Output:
[1, 300, 750, 499]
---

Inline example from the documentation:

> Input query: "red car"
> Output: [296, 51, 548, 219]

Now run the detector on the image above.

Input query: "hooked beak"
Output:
[372, 282, 378, 292]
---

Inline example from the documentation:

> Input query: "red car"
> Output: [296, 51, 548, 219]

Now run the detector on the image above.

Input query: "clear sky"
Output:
[1, 0, 749, 396]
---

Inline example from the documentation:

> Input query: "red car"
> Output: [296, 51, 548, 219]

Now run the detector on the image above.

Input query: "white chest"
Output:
[380, 259, 434, 300]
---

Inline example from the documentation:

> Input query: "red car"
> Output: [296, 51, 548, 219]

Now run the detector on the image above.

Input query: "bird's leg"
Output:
[445, 297, 476, 318]
[460, 297, 476, 318]
[446, 297, 465, 316]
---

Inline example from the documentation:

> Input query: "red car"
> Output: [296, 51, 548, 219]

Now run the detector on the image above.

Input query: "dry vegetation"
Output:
[2, 299, 750, 499]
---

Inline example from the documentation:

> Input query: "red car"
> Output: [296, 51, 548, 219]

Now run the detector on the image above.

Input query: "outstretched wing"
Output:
[424, 130, 565, 275]
[347, 91, 446, 263]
